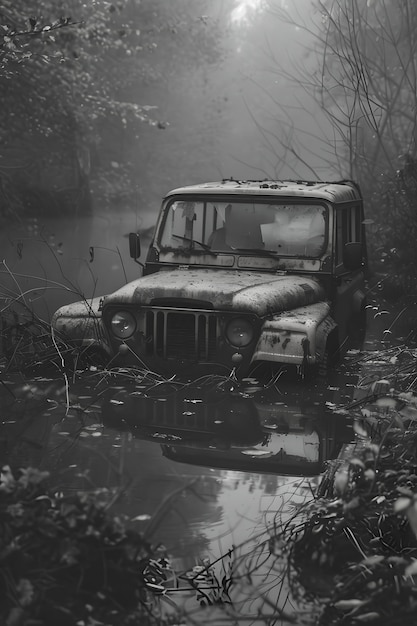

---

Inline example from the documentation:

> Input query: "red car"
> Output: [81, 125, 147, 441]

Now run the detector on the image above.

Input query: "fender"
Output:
[51, 297, 112, 355]
[251, 301, 337, 366]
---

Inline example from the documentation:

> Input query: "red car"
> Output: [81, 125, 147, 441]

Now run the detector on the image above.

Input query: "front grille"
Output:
[140, 395, 215, 432]
[145, 309, 218, 361]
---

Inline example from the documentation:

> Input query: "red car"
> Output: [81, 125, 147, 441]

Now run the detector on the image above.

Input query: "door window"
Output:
[335, 205, 362, 268]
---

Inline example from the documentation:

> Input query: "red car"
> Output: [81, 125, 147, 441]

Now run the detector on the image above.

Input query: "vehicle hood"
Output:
[103, 268, 326, 316]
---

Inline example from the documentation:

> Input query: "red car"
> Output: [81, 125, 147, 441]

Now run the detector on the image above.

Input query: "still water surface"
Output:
[0, 208, 155, 322]
[0, 212, 413, 622]
[1, 357, 360, 622]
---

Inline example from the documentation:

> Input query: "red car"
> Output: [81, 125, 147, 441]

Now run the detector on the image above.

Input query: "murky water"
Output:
[1, 213, 415, 622]
[1, 359, 359, 622]
[0, 208, 155, 322]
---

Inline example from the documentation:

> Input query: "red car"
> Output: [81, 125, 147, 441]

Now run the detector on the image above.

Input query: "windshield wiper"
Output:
[232, 248, 280, 259]
[172, 234, 218, 256]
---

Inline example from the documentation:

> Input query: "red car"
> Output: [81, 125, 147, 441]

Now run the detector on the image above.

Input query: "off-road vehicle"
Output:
[52, 179, 367, 377]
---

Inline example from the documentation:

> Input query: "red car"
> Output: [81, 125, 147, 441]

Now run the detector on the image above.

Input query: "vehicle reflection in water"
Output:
[98, 376, 356, 619]
[101, 379, 354, 477]
[1, 371, 358, 622]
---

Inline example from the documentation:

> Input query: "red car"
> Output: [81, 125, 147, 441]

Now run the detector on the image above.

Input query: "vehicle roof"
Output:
[164, 179, 362, 203]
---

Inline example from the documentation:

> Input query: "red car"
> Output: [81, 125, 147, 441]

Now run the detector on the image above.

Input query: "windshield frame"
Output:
[156, 195, 330, 261]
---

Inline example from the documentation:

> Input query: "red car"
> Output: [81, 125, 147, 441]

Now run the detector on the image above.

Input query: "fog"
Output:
[1, 0, 337, 319]
[131, 0, 333, 204]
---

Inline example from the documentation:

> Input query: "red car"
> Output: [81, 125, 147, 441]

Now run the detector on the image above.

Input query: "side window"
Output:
[335, 205, 362, 267]
[350, 205, 362, 242]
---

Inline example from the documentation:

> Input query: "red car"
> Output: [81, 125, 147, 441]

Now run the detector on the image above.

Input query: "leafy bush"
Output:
[368, 156, 417, 297]
[0, 466, 172, 626]
[284, 376, 417, 625]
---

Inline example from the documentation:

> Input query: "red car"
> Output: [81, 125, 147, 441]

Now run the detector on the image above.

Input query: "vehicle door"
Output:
[333, 203, 367, 344]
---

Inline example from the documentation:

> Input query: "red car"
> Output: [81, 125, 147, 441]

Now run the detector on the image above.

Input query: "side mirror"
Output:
[343, 241, 362, 271]
[129, 232, 141, 260]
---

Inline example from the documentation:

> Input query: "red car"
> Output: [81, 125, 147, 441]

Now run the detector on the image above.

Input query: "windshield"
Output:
[159, 199, 327, 257]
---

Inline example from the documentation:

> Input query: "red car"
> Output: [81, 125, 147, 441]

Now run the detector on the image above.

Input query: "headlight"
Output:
[110, 311, 136, 339]
[226, 317, 254, 347]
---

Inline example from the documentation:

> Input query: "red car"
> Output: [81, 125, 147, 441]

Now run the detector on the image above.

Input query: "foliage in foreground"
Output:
[285, 383, 417, 625]
[0, 466, 173, 626]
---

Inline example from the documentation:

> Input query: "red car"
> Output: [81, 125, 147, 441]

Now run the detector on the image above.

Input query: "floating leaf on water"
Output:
[334, 408, 349, 415]
[327, 498, 343, 508]
[355, 612, 381, 622]
[349, 458, 365, 469]
[387, 556, 408, 566]
[334, 469, 349, 495]
[394, 496, 412, 513]
[333, 599, 365, 610]
[91, 432, 102, 437]
[131, 514, 151, 522]
[353, 420, 369, 438]
[360, 555, 384, 566]
[372, 495, 386, 504]
[347, 348, 360, 355]
[145, 582, 165, 593]
[405, 560, 417, 576]
[375, 397, 398, 409]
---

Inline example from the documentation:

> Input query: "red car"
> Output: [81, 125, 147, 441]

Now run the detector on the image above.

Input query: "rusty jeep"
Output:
[52, 179, 367, 377]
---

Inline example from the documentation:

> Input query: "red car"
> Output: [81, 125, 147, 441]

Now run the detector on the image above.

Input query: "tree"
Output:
[0, 0, 227, 217]
[245, 0, 417, 292]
